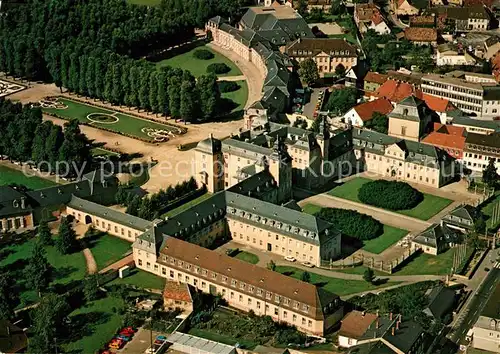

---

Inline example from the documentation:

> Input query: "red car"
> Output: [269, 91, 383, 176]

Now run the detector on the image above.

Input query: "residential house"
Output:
[354, 3, 391, 35]
[484, 35, 500, 60]
[442, 204, 479, 232]
[471, 284, 500, 353]
[345, 62, 370, 89]
[338, 310, 427, 353]
[427, 6, 490, 32]
[163, 281, 194, 313]
[364, 72, 389, 93]
[388, 96, 435, 141]
[421, 73, 500, 117]
[343, 98, 393, 127]
[353, 128, 456, 188]
[436, 43, 476, 66]
[421, 93, 457, 123]
[284, 38, 358, 76]
[393, 0, 419, 16]
[421, 123, 466, 160]
[463, 132, 500, 174]
[403, 27, 438, 46]
[423, 286, 456, 320]
[372, 79, 421, 104]
[411, 223, 460, 255]
[409, 15, 436, 27]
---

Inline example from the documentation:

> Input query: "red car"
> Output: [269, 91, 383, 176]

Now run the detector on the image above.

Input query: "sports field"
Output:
[155, 45, 241, 77]
[43, 98, 181, 142]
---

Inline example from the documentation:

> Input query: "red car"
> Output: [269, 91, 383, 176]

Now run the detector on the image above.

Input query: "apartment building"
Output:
[421, 73, 500, 117]
[284, 38, 358, 76]
[463, 132, 500, 173]
[436, 44, 476, 66]
[353, 128, 456, 188]
[472, 284, 500, 352]
[354, 3, 391, 35]
[133, 228, 344, 336]
[428, 6, 490, 31]
[450, 115, 500, 135]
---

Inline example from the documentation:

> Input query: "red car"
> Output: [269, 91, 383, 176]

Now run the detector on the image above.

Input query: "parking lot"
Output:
[119, 327, 162, 354]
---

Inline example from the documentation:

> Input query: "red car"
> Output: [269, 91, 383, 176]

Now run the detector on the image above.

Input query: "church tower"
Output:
[194, 134, 224, 193]
[268, 136, 292, 203]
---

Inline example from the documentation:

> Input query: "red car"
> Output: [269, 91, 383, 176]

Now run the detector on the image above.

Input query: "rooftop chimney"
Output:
[390, 312, 393, 320]
[392, 327, 395, 336]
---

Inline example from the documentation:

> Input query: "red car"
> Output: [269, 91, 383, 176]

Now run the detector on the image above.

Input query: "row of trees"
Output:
[0, 100, 91, 174]
[116, 177, 199, 220]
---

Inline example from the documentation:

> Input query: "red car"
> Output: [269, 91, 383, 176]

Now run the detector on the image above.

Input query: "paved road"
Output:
[299, 194, 432, 232]
[448, 253, 500, 344]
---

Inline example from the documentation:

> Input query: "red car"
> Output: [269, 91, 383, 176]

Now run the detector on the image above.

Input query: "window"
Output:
[239, 295, 243, 302]
[274, 308, 279, 315]
[154, 264, 158, 271]
[266, 292, 272, 300]
[257, 301, 261, 309]
[230, 292, 234, 299]
[284, 311, 288, 319]
[138, 259, 142, 266]
[293, 314, 297, 322]
[302, 318, 306, 325]
[170, 270, 174, 278]
[248, 298, 252, 305]
[308, 320, 312, 327]
[231, 279, 237, 287]
[202, 281, 206, 288]
[146, 262, 151, 269]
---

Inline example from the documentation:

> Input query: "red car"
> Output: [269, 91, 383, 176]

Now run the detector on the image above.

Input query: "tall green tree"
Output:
[24, 242, 52, 296]
[363, 268, 375, 283]
[83, 274, 100, 302]
[483, 158, 499, 187]
[168, 75, 181, 118]
[111, 62, 123, 105]
[0, 273, 17, 320]
[56, 217, 78, 254]
[298, 58, 319, 87]
[180, 79, 197, 122]
[365, 112, 389, 134]
[37, 219, 53, 246]
[149, 71, 159, 113]
[45, 123, 64, 170]
[138, 67, 151, 110]
[324, 87, 357, 115]
[296, 0, 308, 16]
[32, 121, 52, 164]
[197, 73, 219, 121]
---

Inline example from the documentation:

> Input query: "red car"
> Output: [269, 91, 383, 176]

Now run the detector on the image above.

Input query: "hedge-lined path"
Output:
[300, 194, 432, 232]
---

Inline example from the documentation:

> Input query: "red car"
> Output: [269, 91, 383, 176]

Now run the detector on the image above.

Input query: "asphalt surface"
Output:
[448, 258, 500, 344]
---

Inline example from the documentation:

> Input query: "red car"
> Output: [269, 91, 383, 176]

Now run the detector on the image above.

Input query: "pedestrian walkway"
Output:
[83, 248, 97, 274]
[217, 75, 246, 82]
[99, 253, 134, 274]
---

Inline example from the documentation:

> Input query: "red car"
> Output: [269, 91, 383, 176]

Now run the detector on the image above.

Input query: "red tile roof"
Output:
[163, 281, 193, 303]
[365, 72, 389, 85]
[353, 98, 393, 121]
[339, 311, 378, 339]
[356, 3, 381, 22]
[422, 123, 466, 153]
[372, 11, 385, 25]
[404, 27, 437, 42]
[422, 94, 455, 113]
[374, 79, 422, 103]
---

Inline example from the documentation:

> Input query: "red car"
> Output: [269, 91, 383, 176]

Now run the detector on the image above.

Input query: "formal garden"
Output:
[329, 178, 453, 220]
[0, 165, 58, 189]
[302, 203, 409, 254]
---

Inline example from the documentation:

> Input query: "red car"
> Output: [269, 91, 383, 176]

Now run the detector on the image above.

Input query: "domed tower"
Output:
[268, 136, 292, 203]
[194, 134, 224, 193]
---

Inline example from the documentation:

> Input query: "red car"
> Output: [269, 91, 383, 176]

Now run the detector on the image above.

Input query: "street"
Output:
[448, 250, 500, 345]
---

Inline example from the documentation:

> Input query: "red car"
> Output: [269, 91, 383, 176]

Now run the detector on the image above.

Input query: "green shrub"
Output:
[207, 63, 230, 74]
[218, 81, 240, 93]
[358, 180, 423, 210]
[315, 208, 383, 240]
[193, 49, 214, 60]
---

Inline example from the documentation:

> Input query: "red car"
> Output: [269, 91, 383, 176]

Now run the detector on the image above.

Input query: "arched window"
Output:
[403, 108, 409, 115]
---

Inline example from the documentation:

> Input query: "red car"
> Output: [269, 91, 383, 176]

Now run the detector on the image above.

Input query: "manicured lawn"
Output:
[88, 234, 132, 270]
[163, 192, 211, 217]
[0, 238, 87, 306]
[64, 295, 126, 354]
[155, 45, 241, 77]
[362, 225, 408, 254]
[91, 147, 120, 157]
[43, 98, 180, 142]
[275, 266, 398, 296]
[329, 177, 453, 220]
[233, 251, 259, 265]
[220, 80, 248, 113]
[0, 165, 57, 189]
[108, 269, 165, 290]
[394, 248, 455, 276]
[333, 266, 385, 277]
[126, 0, 161, 5]
[188, 328, 258, 349]
[302, 203, 408, 254]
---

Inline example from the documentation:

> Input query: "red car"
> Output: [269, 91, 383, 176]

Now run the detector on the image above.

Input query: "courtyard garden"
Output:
[302, 203, 408, 254]
[42, 97, 182, 142]
[275, 266, 398, 296]
[0, 165, 57, 189]
[86, 232, 132, 270]
[155, 45, 241, 77]
[329, 177, 453, 220]
[107, 269, 165, 290]
[393, 248, 455, 276]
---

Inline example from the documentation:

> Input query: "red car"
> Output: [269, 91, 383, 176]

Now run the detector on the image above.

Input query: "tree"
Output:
[296, 0, 308, 16]
[267, 260, 276, 271]
[197, 73, 220, 121]
[298, 58, 319, 87]
[330, 0, 345, 15]
[83, 274, 100, 302]
[365, 112, 389, 134]
[316, 207, 383, 240]
[56, 216, 78, 254]
[363, 268, 375, 283]
[24, 242, 52, 296]
[180, 79, 197, 123]
[482, 158, 499, 187]
[324, 87, 357, 115]
[0, 273, 16, 320]
[300, 271, 311, 283]
[29, 294, 69, 354]
[358, 180, 423, 210]
[168, 75, 181, 118]
[334, 63, 346, 77]
[126, 195, 142, 216]
[37, 219, 53, 246]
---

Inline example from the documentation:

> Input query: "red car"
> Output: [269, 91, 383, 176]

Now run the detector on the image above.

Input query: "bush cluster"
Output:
[193, 49, 215, 60]
[218, 81, 240, 93]
[207, 62, 230, 74]
[316, 208, 383, 240]
[358, 180, 423, 211]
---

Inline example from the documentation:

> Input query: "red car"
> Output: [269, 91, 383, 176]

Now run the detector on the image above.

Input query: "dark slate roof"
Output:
[0, 186, 32, 217]
[412, 223, 459, 248]
[227, 170, 278, 199]
[465, 132, 500, 149]
[381, 320, 424, 354]
[423, 286, 456, 319]
[451, 115, 500, 132]
[196, 135, 222, 154]
[67, 195, 151, 231]
[353, 128, 400, 145]
[248, 100, 269, 110]
[444, 204, 478, 226]
[483, 86, 500, 101]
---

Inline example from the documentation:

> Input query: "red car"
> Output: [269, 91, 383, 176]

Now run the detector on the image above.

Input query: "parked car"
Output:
[301, 261, 315, 268]
[108, 339, 124, 350]
[116, 334, 131, 342]
[285, 256, 296, 262]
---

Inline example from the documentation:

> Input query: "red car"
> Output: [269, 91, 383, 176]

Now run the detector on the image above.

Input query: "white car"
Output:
[301, 261, 315, 268]
[285, 256, 296, 262]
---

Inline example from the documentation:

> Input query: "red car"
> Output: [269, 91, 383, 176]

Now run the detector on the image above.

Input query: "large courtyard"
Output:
[42, 97, 183, 142]
[329, 177, 453, 221]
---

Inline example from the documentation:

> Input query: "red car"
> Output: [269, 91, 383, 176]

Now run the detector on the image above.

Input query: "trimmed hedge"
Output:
[207, 63, 230, 74]
[193, 49, 215, 60]
[358, 180, 423, 210]
[218, 81, 240, 93]
[316, 208, 383, 240]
